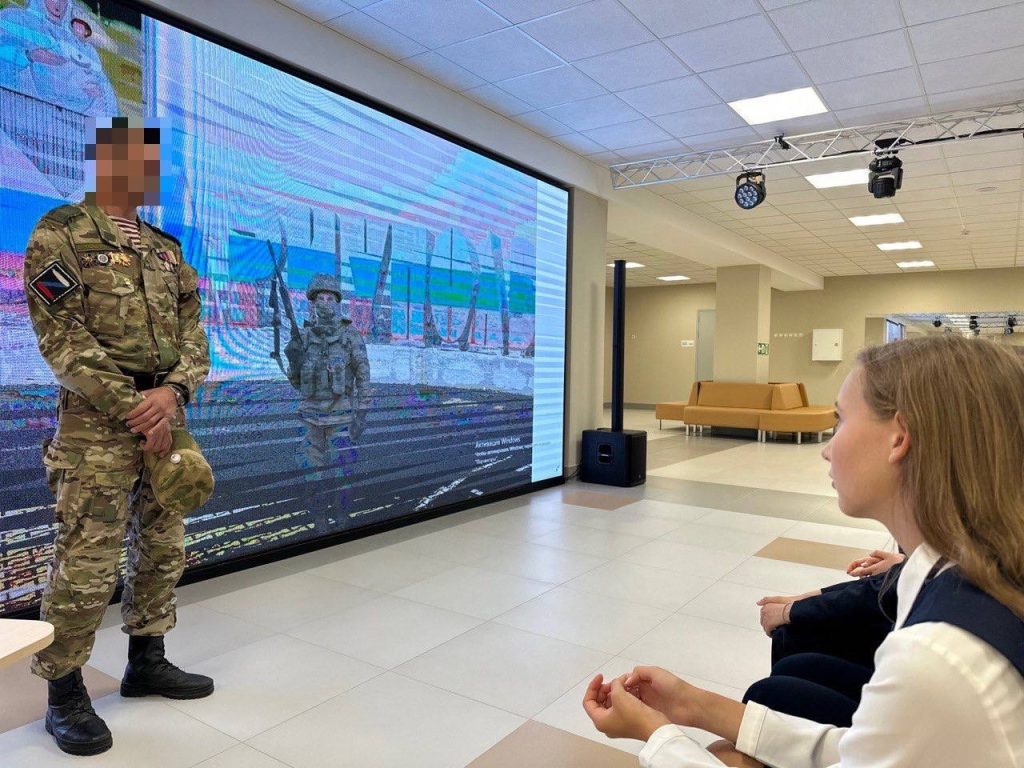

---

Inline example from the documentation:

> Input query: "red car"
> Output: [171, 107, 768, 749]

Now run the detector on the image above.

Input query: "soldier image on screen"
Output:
[282, 272, 371, 475]
[22, 117, 215, 757]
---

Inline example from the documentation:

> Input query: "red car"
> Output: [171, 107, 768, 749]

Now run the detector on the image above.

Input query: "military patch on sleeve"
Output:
[29, 262, 79, 306]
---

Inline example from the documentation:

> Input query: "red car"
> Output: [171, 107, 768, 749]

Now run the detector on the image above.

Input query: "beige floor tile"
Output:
[559, 490, 636, 511]
[756, 537, 874, 571]
[193, 743, 291, 767]
[466, 720, 639, 767]
[394, 565, 554, 620]
[562, 560, 717, 612]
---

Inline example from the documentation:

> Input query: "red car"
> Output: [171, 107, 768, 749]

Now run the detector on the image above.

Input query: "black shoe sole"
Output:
[120, 681, 214, 700]
[45, 719, 113, 756]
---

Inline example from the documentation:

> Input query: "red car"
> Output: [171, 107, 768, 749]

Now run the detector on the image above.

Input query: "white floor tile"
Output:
[394, 565, 553, 620]
[784, 520, 894, 551]
[248, 672, 523, 768]
[394, 622, 609, 717]
[689, 509, 798, 536]
[614, 499, 712, 523]
[531, 524, 650, 559]
[88, 603, 276, 679]
[473, 540, 608, 584]
[494, 586, 670, 655]
[162, 634, 381, 740]
[452, 507, 567, 541]
[193, 743, 292, 767]
[389, 527, 516, 565]
[677, 580, 780, 632]
[306, 545, 456, 593]
[623, 614, 771, 692]
[619, 539, 749, 580]
[723, 556, 852, 595]
[197, 572, 378, 631]
[659, 521, 780, 556]
[287, 594, 482, 668]
[0, 697, 236, 768]
[562, 560, 717, 612]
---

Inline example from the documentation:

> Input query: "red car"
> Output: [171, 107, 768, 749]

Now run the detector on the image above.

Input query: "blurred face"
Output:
[313, 292, 338, 320]
[821, 367, 909, 524]
[94, 129, 162, 206]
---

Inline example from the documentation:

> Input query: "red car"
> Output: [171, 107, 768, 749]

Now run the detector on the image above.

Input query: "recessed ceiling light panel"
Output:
[878, 241, 922, 251]
[607, 262, 645, 268]
[728, 87, 828, 126]
[657, 275, 691, 282]
[896, 260, 934, 268]
[850, 213, 904, 227]
[806, 169, 870, 189]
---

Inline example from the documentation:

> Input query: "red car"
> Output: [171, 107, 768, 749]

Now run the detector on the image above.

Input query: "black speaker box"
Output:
[580, 428, 647, 487]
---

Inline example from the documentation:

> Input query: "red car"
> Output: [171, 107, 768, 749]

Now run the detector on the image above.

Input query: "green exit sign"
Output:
[757, 342, 770, 356]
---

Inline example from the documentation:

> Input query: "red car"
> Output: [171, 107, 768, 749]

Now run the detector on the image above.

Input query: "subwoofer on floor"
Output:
[580, 428, 647, 487]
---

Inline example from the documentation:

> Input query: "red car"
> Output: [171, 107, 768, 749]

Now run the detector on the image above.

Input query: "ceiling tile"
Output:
[899, 0, 1018, 26]
[437, 27, 562, 82]
[326, 11, 426, 58]
[575, 42, 691, 92]
[520, 0, 655, 61]
[514, 110, 574, 136]
[817, 68, 923, 111]
[698, 54, 810, 102]
[664, 14, 789, 72]
[582, 119, 674, 150]
[653, 104, 747, 137]
[684, 126, 762, 149]
[616, 76, 721, 117]
[796, 30, 915, 84]
[586, 150, 626, 165]
[480, 0, 589, 23]
[556, 133, 609, 155]
[769, 0, 903, 50]
[362, 0, 506, 49]
[909, 3, 1024, 64]
[545, 93, 645, 131]
[499, 66, 606, 109]
[834, 97, 929, 127]
[462, 83, 534, 115]
[402, 51, 485, 90]
[917, 46, 1024, 94]
[618, 0, 761, 36]
[277, 0, 354, 22]
[752, 112, 839, 139]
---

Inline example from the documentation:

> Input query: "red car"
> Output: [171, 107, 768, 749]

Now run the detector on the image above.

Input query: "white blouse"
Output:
[639, 543, 1024, 768]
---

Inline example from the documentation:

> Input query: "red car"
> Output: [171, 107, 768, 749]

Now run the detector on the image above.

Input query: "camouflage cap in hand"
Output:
[143, 429, 214, 514]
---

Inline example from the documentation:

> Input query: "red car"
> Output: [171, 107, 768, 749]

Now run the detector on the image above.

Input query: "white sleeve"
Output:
[738, 626, 1009, 768]
[639, 725, 729, 768]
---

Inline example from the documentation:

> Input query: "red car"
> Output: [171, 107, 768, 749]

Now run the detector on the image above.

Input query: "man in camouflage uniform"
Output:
[23, 118, 214, 756]
[285, 273, 370, 477]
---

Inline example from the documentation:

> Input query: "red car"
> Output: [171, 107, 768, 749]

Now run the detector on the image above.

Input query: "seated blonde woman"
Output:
[584, 335, 1024, 768]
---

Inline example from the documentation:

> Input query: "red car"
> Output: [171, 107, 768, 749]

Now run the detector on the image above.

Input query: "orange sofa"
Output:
[655, 381, 837, 444]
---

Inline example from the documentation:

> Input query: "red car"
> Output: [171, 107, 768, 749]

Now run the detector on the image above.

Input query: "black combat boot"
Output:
[45, 669, 113, 756]
[120, 635, 214, 699]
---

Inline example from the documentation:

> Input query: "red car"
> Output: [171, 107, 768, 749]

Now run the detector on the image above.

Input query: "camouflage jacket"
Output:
[23, 202, 210, 420]
[288, 320, 370, 409]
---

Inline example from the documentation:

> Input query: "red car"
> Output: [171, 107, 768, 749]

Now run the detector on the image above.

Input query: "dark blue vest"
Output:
[904, 567, 1024, 678]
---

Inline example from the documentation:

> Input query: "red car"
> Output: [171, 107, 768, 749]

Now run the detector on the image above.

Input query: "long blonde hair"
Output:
[857, 336, 1024, 617]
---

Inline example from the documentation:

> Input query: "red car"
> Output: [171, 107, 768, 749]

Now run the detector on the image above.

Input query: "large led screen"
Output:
[0, 0, 568, 615]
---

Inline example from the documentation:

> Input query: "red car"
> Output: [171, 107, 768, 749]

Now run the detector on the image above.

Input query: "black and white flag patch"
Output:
[29, 262, 79, 306]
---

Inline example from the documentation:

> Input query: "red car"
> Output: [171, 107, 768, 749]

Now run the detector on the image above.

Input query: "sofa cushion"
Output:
[655, 402, 688, 420]
[696, 382, 773, 410]
[684, 405, 768, 430]
[771, 383, 805, 411]
[760, 407, 838, 433]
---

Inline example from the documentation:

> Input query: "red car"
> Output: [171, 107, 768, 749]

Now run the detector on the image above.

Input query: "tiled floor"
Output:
[1, 411, 896, 767]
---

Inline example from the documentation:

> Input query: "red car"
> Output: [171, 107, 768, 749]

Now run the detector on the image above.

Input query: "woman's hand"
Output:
[847, 550, 905, 578]
[583, 674, 670, 741]
[623, 666, 709, 728]
[755, 591, 818, 636]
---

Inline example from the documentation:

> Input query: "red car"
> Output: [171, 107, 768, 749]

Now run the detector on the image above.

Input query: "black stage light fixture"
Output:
[932, 318, 942, 328]
[868, 154, 903, 199]
[735, 170, 766, 210]
[969, 316, 979, 331]
[1007, 316, 1017, 334]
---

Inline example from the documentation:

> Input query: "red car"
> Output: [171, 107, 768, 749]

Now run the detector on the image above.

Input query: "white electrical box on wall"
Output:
[812, 329, 844, 361]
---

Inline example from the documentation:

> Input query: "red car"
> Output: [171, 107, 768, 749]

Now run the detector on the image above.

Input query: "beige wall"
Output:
[565, 189, 609, 472]
[604, 267, 1024, 407]
[713, 265, 772, 383]
[603, 282, 718, 405]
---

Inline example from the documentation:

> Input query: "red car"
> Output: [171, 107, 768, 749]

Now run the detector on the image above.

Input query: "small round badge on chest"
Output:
[96, 253, 110, 265]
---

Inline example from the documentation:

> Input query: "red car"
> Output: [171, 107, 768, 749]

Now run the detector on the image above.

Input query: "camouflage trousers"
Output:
[31, 390, 186, 681]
